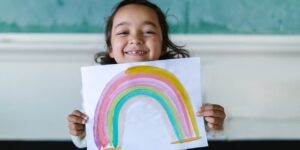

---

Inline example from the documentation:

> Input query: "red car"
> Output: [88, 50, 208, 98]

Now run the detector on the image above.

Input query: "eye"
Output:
[117, 31, 129, 36]
[144, 31, 155, 35]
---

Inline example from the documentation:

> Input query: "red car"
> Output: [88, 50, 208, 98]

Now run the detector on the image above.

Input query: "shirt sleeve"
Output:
[71, 132, 87, 148]
[205, 120, 227, 140]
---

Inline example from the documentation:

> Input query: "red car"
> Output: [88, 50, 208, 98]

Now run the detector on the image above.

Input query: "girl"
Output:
[68, 0, 226, 148]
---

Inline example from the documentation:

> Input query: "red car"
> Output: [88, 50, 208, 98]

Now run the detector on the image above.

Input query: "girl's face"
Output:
[109, 4, 163, 64]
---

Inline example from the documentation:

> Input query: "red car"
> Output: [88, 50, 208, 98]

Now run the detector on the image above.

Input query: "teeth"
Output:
[125, 51, 147, 55]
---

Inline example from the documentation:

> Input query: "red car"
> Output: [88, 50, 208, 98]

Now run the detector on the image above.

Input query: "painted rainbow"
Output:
[93, 65, 200, 149]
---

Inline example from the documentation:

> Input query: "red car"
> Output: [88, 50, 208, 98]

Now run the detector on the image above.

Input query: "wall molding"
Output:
[1, 33, 300, 54]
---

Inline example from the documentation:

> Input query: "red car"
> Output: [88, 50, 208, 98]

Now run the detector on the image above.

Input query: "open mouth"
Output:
[124, 50, 149, 55]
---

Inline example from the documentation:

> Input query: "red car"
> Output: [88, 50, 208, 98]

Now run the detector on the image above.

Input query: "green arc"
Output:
[107, 86, 185, 147]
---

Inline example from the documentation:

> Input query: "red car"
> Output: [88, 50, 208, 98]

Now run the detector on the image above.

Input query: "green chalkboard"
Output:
[0, 0, 300, 34]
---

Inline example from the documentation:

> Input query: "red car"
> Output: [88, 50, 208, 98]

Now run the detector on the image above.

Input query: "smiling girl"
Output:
[67, 0, 226, 149]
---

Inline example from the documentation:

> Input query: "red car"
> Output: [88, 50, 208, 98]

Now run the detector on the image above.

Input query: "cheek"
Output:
[148, 38, 162, 50]
[111, 39, 125, 52]
[109, 41, 121, 58]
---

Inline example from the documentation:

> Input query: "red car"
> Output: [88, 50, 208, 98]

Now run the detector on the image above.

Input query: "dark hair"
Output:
[94, 0, 190, 65]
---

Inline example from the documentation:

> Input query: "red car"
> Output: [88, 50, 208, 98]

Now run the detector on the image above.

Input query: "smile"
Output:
[124, 50, 149, 55]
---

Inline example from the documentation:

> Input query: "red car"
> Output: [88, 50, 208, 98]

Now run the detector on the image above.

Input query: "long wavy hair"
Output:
[94, 0, 190, 65]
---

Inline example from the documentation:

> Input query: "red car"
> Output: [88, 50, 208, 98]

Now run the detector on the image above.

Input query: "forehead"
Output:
[113, 4, 160, 27]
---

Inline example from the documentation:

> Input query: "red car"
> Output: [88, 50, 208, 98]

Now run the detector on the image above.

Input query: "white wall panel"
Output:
[1, 34, 299, 140]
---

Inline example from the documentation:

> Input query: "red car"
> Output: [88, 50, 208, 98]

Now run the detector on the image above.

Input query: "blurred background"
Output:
[0, 0, 300, 149]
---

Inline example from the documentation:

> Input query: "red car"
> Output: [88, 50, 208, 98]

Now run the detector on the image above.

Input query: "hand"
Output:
[196, 103, 226, 130]
[67, 110, 88, 136]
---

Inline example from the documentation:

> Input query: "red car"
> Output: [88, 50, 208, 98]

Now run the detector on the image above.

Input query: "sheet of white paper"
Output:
[81, 57, 208, 150]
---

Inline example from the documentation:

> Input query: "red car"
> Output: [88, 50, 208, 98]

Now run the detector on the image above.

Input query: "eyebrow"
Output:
[114, 22, 129, 29]
[142, 21, 158, 28]
[114, 21, 158, 29]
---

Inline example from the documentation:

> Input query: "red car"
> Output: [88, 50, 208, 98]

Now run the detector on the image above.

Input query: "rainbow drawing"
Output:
[93, 65, 200, 150]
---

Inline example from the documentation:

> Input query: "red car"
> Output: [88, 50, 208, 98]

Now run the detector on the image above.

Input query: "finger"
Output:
[197, 110, 225, 118]
[204, 116, 224, 125]
[71, 110, 88, 120]
[207, 123, 223, 130]
[70, 129, 85, 136]
[200, 104, 224, 111]
[68, 114, 87, 124]
[68, 110, 88, 123]
[69, 123, 85, 131]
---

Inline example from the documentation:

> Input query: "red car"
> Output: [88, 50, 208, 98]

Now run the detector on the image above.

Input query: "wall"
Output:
[1, 34, 300, 140]
[0, 0, 300, 34]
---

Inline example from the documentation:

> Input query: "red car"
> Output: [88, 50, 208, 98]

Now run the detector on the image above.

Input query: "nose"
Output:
[129, 33, 143, 45]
